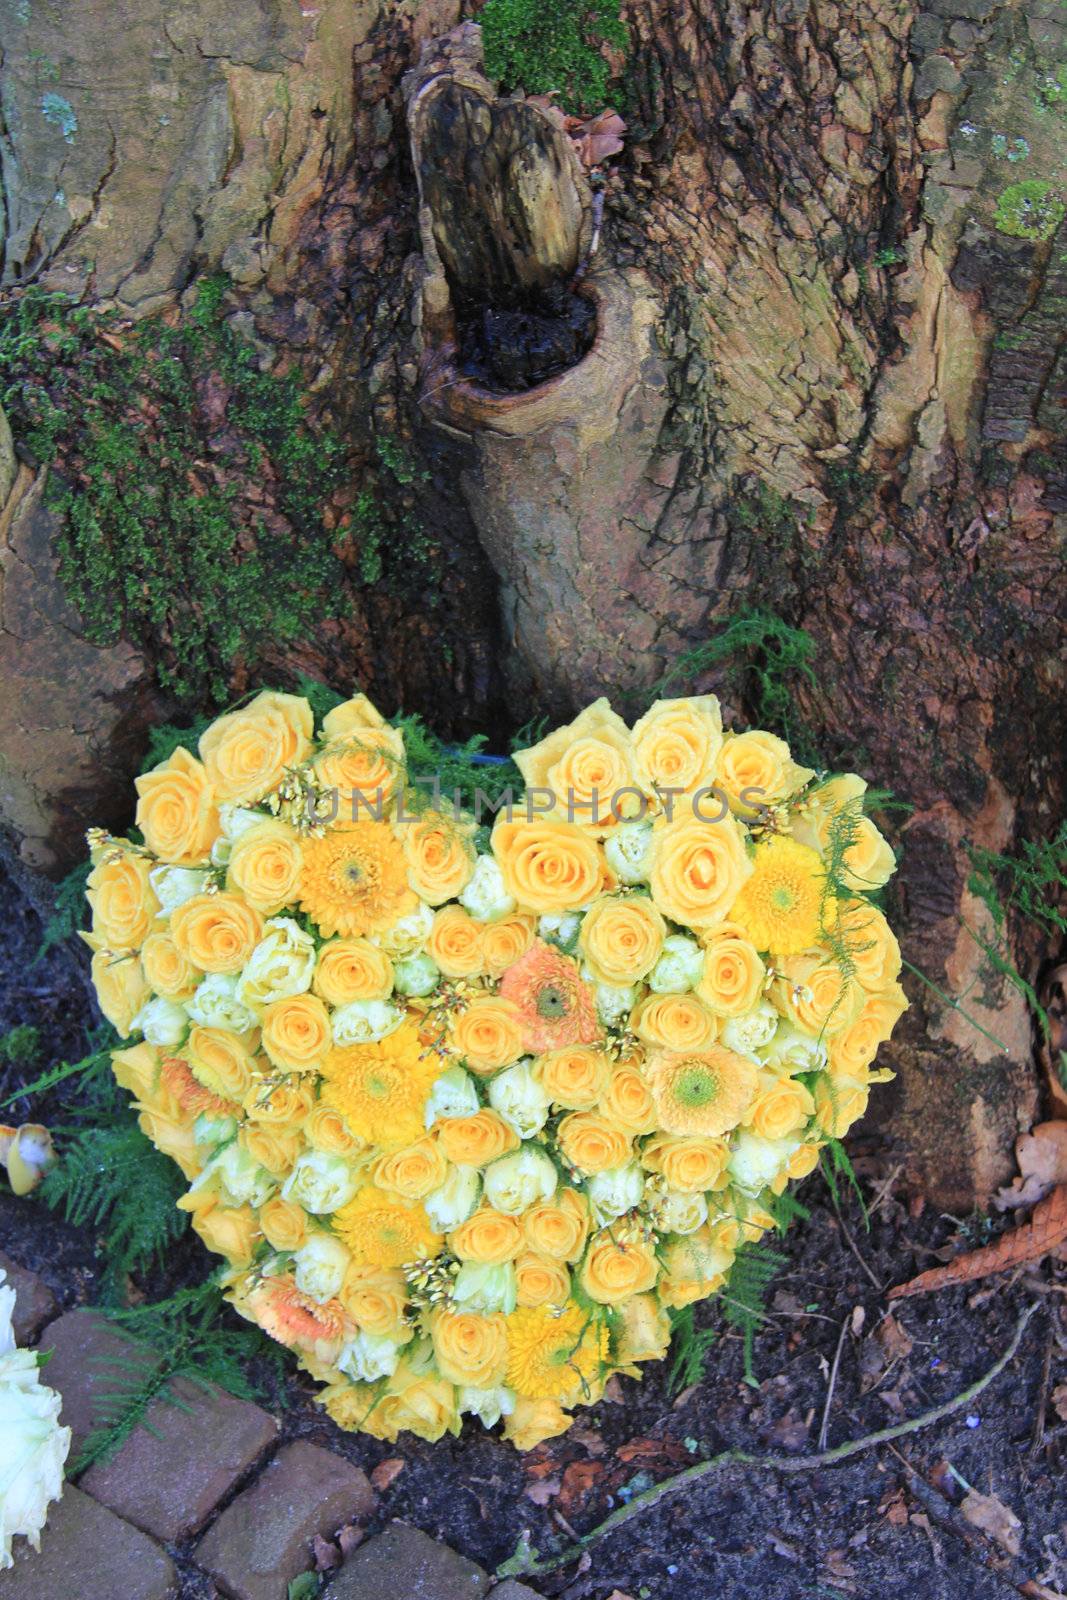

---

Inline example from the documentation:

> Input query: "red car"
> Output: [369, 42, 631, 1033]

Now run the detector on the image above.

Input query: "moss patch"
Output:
[993, 179, 1065, 240]
[0, 278, 349, 701]
[480, 0, 627, 113]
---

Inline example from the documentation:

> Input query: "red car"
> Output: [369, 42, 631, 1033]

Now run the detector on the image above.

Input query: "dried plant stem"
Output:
[498, 1303, 1039, 1581]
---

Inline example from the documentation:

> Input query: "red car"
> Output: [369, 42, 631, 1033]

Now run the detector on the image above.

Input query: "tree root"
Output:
[497, 1301, 1039, 1581]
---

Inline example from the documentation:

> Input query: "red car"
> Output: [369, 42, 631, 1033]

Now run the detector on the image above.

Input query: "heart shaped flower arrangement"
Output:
[85, 688, 905, 1449]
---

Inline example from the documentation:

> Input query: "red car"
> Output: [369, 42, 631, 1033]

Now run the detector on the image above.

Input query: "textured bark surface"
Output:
[0, 0, 1063, 1205]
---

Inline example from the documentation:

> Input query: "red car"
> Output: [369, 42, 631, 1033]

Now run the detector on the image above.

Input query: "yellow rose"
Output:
[91, 948, 151, 1037]
[186, 1025, 256, 1101]
[491, 819, 607, 913]
[631, 992, 717, 1051]
[828, 981, 907, 1077]
[450, 1206, 524, 1263]
[504, 1396, 571, 1451]
[312, 938, 393, 1006]
[141, 931, 200, 1000]
[814, 1073, 870, 1137]
[438, 1110, 518, 1168]
[658, 1226, 735, 1308]
[793, 775, 896, 891]
[512, 699, 643, 832]
[696, 934, 765, 1017]
[615, 1292, 671, 1366]
[198, 691, 313, 804]
[522, 1188, 589, 1263]
[314, 722, 405, 815]
[364, 1365, 459, 1443]
[259, 1194, 309, 1252]
[322, 693, 390, 740]
[481, 913, 536, 977]
[304, 1103, 364, 1157]
[631, 696, 724, 799]
[226, 820, 303, 914]
[557, 1112, 631, 1175]
[514, 1251, 570, 1307]
[744, 1072, 815, 1140]
[580, 1230, 658, 1303]
[111, 1042, 160, 1100]
[401, 810, 476, 904]
[239, 1122, 304, 1176]
[341, 1265, 409, 1338]
[136, 1099, 201, 1179]
[828, 899, 901, 992]
[87, 851, 159, 951]
[786, 1142, 821, 1180]
[431, 1309, 508, 1387]
[244, 1078, 315, 1126]
[184, 1199, 258, 1265]
[598, 1064, 658, 1135]
[261, 993, 332, 1073]
[450, 996, 524, 1074]
[427, 904, 485, 978]
[534, 1045, 612, 1110]
[171, 893, 263, 975]
[578, 894, 665, 984]
[641, 1133, 730, 1193]
[135, 746, 219, 865]
[648, 813, 753, 929]
[374, 1135, 449, 1198]
[772, 954, 863, 1037]
[715, 729, 814, 815]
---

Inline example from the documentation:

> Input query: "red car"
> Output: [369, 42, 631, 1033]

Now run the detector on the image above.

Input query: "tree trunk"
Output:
[0, 0, 1063, 1207]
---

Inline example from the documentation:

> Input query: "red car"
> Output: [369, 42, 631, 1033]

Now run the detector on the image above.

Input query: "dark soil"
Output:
[2, 856, 1065, 1600]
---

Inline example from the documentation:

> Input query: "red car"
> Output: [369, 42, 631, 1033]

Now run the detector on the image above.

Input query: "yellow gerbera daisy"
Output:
[645, 1046, 758, 1137]
[730, 836, 824, 954]
[298, 821, 416, 938]
[319, 1021, 442, 1151]
[505, 1303, 608, 1403]
[334, 1184, 442, 1270]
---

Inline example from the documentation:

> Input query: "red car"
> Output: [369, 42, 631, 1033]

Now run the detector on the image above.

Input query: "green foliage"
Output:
[74, 1283, 277, 1473]
[140, 712, 215, 774]
[667, 1304, 717, 1395]
[964, 821, 1067, 1040]
[288, 1576, 322, 1600]
[0, 280, 348, 702]
[395, 712, 522, 846]
[35, 859, 91, 962]
[0, 1024, 40, 1066]
[480, 0, 627, 112]
[819, 1137, 868, 1227]
[993, 180, 1065, 240]
[0, 1032, 113, 1112]
[721, 1241, 786, 1387]
[646, 606, 819, 750]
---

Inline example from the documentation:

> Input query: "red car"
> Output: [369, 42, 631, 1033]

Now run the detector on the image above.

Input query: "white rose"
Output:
[372, 902, 434, 957]
[761, 1021, 829, 1075]
[603, 819, 653, 884]
[0, 1273, 71, 1570]
[451, 1262, 517, 1315]
[482, 1146, 557, 1215]
[459, 856, 515, 922]
[218, 804, 263, 842]
[201, 1143, 273, 1209]
[587, 972, 636, 1028]
[458, 1385, 515, 1428]
[338, 1331, 402, 1384]
[537, 911, 581, 951]
[654, 1190, 708, 1234]
[587, 1162, 645, 1226]
[727, 1131, 799, 1194]
[193, 1113, 238, 1148]
[331, 998, 403, 1047]
[721, 1000, 780, 1062]
[423, 1165, 480, 1232]
[424, 1067, 480, 1127]
[131, 997, 187, 1048]
[648, 934, 704, 993]
[293, 1234, 352, 1303]
[149, 865, 209, 917]
[393, 952, 440, 997]
[282, 1152, 359, 1215]
[185, 973, 257, 1033]
[487, 1061, 549, 1139]
[236, 917, 316, 1011]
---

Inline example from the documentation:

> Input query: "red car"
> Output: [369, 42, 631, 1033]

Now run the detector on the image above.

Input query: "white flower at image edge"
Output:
[0, 1273, 71, 1569]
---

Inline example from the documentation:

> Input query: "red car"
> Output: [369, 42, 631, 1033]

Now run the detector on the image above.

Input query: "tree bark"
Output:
[1, 0, 1063, 1206]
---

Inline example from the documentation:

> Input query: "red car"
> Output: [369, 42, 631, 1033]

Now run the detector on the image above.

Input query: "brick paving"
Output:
[1, 1253, 533, 1600]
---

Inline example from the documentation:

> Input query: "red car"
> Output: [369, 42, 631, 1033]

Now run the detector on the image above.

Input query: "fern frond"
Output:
[721, 1242, 786, 1387]
[667, 1304, 717, 1395]
[0, 1034, 114, 1112]
[819, 1137, 868, 1227]
[766, 1187, 810, 1235]
[35, 859, 91, 961]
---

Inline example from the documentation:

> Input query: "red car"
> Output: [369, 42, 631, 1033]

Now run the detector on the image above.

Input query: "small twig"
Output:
[830, 1186, 883, 1292]
[1028, 1315, 1054, 1461]
[497, 1303, 1039, 1581]
[818, 1313, 851, 1451]
[867, 1161, 905, 1221]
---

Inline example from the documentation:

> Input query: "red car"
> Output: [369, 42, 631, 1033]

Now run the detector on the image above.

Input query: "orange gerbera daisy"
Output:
[298, 821, 416, 938]
[498, 940, 601, 1054]
[245, 1273, 351, 1365]
[160, 1056, 240, 1120]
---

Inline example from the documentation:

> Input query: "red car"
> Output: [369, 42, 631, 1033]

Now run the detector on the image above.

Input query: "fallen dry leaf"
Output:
[960, 1488, 1023, 1555]
[996, 1122, 1067, 1210]
[889, 1185, 1067, 1298]
[369, 1457, 406, 1492]
[1038, 963, 1067, 1118]
[1051, 1382, 1067, 1422]
[523, 1475, 561, 1506]
[312, 1534, 341, 1572]
[558, 1459, 605, 1516]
